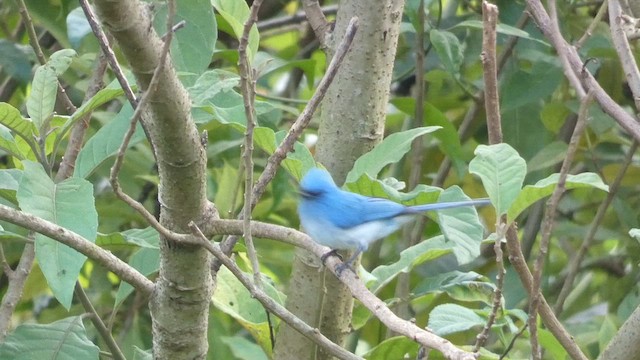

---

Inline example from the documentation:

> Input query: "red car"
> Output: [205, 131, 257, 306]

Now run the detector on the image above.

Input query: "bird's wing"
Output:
[327, 193, 407, 229]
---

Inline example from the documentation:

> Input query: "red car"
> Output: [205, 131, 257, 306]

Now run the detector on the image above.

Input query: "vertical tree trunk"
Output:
[93, 0, 213, 359]
[274, 0, 405, 358]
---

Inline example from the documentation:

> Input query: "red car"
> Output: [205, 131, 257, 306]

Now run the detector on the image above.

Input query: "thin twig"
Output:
[75, 283, 126, 360]
[474, 2, 504, 352]
[575, 0, 608, 49]
[258, 4, 338, 31]
[190, 223, 361, 360]
[528, 90, 592, 358]
[78, 0, 138, 108]
[108, 0, 179, 242]
[56, 52, 108, 181]
[504, 225, 589, 360]
[206, 219, 477, 359]
[554, 140, 637, 314]
[481, 1, 502, 144]
[0, 239, 35, 342]
[17, 0, 76, 114]
[433, 12, 528, 187]
[216, 17, 359, 260]
[0, 205, 154, 295]
[238, 0, 263, 287]
[301, 0, 333, 48]
[525, 0, 640, 141]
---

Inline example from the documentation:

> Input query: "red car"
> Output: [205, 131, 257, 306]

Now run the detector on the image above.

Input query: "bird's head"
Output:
[299, 168, 337, 199]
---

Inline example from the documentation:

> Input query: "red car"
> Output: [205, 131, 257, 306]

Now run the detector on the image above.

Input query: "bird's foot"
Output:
[334, 262, 355, 276]
[320, 249, 343, 264]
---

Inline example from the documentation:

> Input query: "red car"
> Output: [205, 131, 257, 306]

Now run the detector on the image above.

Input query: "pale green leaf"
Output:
[428, 304, 485, 336]
[26, 65, 57, 131]
[430, 29, 463, 75]
[368, 236, 452, 294]
[469, 143, 526, 216]
[437, 186, 487, 264]
[346, 127, 441, 183]
[115, 247, 159, 306]
[508, 172, 609, 221]
[74, 104, 146, 178]
[17, 161, 97, 309]
[0, 316, 99, 360]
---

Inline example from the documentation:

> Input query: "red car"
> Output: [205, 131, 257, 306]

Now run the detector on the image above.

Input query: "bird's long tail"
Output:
[408, 198, 491, 212]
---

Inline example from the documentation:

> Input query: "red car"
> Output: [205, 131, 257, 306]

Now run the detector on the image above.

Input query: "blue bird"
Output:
[297, 168, 490, 275]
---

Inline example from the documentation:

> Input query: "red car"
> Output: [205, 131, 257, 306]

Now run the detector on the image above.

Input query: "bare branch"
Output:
[0, 204, 154, 295]
[190, 223, 362, 360]
[302, 0, 333, 48]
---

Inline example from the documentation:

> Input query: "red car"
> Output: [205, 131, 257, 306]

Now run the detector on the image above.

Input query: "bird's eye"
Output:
[300, 189, 321, 199]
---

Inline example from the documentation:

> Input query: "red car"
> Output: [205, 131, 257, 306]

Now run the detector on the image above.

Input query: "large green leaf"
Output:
[437, 186, 486, 264]
[346, 127, 441, 183]
[363, 336, 418, 360]
[115, 247, 160, 305]
[212, 266, 284, 357]
[413, 271, 495, 305]
[0, 40, 32, 84]
[212, 0, 259, 61]
[25, 49, 75, 133]
[0, 316, 99, 360]
[17, 161, 98, 309]
[507, 172, 609, 222]
[391, 98, 465, 175]
[0, 169, 22, 204]
[452, 20, 550, 46]
[0, 102, 37, 140]
[469, 144, 526, 216]
[368, 236, 452, 294]
[430, 29, 463, 76]
[154, 0, 217, 81]
[73, 104, 146, 178]
[427, 303, 485, 336]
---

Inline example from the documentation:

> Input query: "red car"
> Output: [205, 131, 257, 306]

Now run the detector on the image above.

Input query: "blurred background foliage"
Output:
[0, 0, 638, 358]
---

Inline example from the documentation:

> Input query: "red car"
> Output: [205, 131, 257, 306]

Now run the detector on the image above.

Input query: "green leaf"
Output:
[0, 40, 32, 84]
[220, 337, 269, 360]
[501, 62, 563, 112]
[115, 247, 160, 305]
[154, 0, 217, 80]
[0, 169, 22, 204]
[189, 69, 240, 106]
[132, 347, 153, 360]
[368, 236, 452, 294]
[212, 0, 259, 61]
[413, 271, 495, 305]
[430, 29, 463, 75]
[17, 161, 98, 309]
[74, 104, 146, 178]
[507, 172, 609, 222]
[391, 98, 465, 175]
[1, 102, 38, 141]
[0, 124, 26, 160]
[346, 127, 441, 183]
[212, 266, 284, 356]
[0, 316, 99, 360]
[428, 303, 485, 336]
[66, 7, 92, 48]
[452, 20, 550, 46]
[363, 336, 418, 360]
[437, 186, 487, 264]
[48, 49, 77, 76]
[253, 127, 316, 181]
[527, 141, 569, 173]
[469, 144, 526, 216]
[26, 65, 58, 132]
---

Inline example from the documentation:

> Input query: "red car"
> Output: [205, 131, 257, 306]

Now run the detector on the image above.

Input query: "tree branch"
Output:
[0, 204, 154, 295]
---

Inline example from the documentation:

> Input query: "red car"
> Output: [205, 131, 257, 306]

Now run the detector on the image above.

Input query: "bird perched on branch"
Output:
[297, 168, 490, 275]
